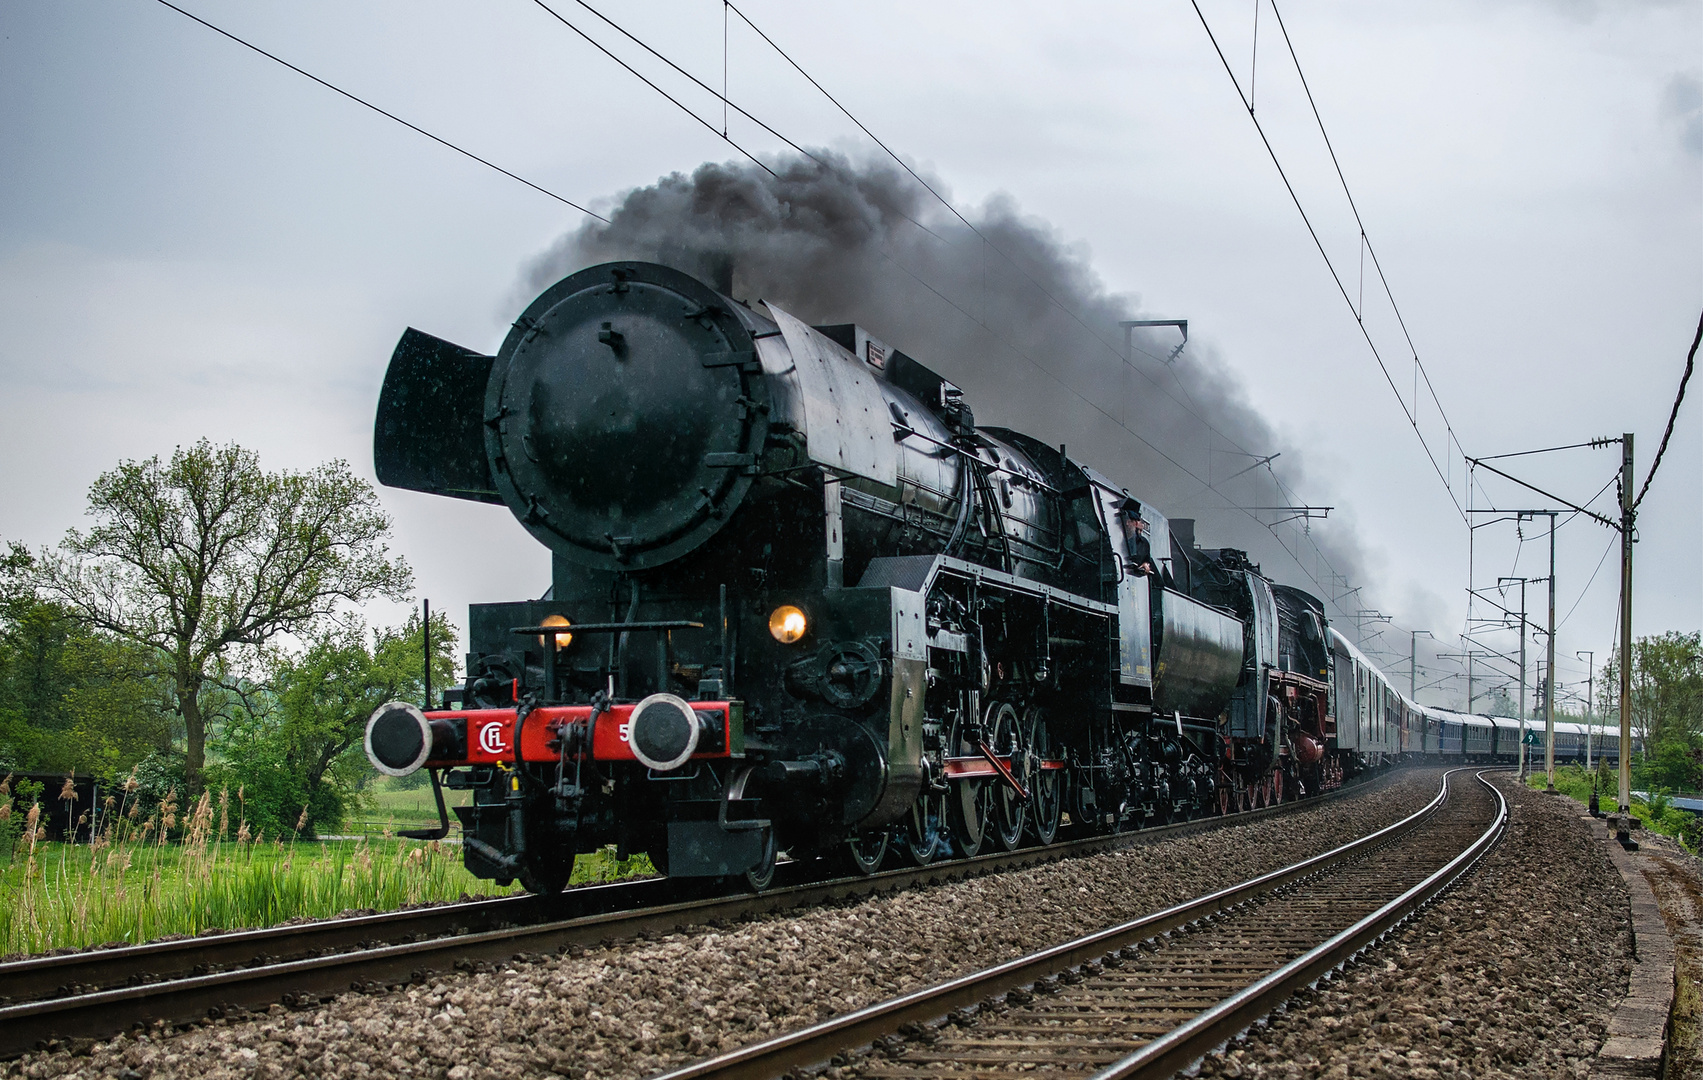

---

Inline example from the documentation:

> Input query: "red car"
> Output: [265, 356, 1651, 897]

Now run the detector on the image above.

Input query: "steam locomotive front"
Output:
[365, 262, 797, 889]
[363, 262, 994, 889]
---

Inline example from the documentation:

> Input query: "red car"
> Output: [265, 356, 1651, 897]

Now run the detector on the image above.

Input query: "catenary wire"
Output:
[522, 0, 1359, 613]
[724, 1, 966, 233]
[1556, 530, 1618, 633]
[721, 3, 1281, 460]
[151, 0, 607, 222]
[1190, 0, 1466, 523]
[713, 2, 1371, 615]
[1632, 307, 1701, 510]
[1269, 0, 1464, 474]
[559, 0, 812, 159]
[547, 0, 950, 243]
[525, 0, 777, 178]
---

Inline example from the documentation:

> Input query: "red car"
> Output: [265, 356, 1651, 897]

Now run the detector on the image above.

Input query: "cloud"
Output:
[1518, 0, 1687, 23]
[1661, 73, 1703, 157]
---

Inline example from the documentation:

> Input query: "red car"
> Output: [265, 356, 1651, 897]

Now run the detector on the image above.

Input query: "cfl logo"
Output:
[479, 721, 508, 755]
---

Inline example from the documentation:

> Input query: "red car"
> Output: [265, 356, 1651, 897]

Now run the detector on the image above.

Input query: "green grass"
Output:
[0, 834, 517, 955]
[1527, 764, 1700, 853]
[0, 780, 657, 956]
[360, 776, 476, 830]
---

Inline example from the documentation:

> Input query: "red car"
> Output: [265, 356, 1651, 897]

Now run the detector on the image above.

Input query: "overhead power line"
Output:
[1189, 0, 1468, 523]
[1632, 307, 1701, 510]
[525, 0, 1360, 614]
[716, 4, 1282, 462]
[666, 2, 1368, 613]
[527, 0, 778, 179]
[712, 2, 1370, 608]
[152, 0, 607, 222]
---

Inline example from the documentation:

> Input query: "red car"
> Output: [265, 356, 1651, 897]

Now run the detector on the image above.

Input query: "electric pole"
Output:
[1410, 630, 1433, 700]
[1617, 432, 1634, 843]
[1499, 576, 1532, 780]
[1466, 649, 1473, 716]
[1544, 514, 1557, 792]
[1578, 648, 1597, 816]
[1576, 650, 1594, 772]
[1460, 436, 1635, 836]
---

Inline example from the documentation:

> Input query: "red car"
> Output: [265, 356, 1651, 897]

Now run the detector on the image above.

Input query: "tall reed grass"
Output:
[0, 771, 650, 956]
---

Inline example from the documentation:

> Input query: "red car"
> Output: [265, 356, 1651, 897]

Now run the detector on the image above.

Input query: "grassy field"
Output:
[1526, 765, 1700, 852]
[0, 834, 518, 956]
[0, 779, 655, 956]
[358, 776, 476, 831]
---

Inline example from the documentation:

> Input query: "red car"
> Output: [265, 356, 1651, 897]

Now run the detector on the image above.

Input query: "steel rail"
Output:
[645, 767, 1500, 1080]
[0, 767, 1405, 1058]
[1091, 768, 1508, 1080]
[1, 771, 1388, 1009]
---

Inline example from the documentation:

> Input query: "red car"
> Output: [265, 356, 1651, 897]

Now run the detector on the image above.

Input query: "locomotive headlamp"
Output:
[768, 605, 808, 644]
[538, 613, 573, 650]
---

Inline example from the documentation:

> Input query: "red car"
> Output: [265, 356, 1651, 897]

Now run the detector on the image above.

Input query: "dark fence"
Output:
[5, 772, 104, 842]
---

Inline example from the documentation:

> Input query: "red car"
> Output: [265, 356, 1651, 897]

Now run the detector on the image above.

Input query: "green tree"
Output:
[0, 543, 172, 776]
[1600, 630, 1703, 761]
[211, 609, 456, 836]
[36, 441, 412, 794]
[1, 540, 34, 620]
[1480, 686, 1518, 718]
[1642, 741, 1703, 794]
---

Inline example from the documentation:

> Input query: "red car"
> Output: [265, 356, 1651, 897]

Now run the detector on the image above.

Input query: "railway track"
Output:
[652, 767, 1507, 1080]
[0, 767, 1408, 1059]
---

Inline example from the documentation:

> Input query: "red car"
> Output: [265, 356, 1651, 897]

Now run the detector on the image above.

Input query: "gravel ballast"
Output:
[1191, 774, 1634, 1080]
[5, 770, 1447, 1080]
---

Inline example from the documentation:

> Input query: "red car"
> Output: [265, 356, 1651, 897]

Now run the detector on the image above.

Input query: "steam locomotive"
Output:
[361, 261, 1588, 893]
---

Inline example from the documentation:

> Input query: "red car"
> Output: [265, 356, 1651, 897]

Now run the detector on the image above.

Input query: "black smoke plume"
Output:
[526, 153, 1421, 642]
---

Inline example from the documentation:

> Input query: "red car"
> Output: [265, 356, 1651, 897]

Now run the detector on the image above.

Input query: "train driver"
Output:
[1119, 503, 1158, 579]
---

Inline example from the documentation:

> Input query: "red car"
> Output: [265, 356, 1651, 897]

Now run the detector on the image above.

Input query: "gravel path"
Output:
[5, 769, 1445, 1080]
[1192, 774, 1633, 1080]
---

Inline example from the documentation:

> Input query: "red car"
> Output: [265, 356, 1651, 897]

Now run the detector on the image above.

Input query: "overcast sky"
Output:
[2, 0, 1697, 710]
